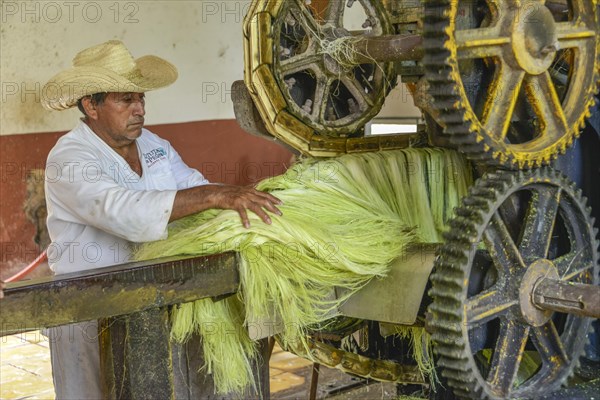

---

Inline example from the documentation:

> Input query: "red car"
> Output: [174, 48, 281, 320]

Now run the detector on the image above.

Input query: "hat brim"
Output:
[42, 55, 178, 111]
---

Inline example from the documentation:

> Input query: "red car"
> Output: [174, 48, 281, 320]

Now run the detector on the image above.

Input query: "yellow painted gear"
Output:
[423, 0, 600, 169]
[243, 0, 405, 157]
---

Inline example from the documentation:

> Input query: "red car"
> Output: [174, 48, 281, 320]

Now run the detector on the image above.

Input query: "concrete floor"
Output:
[1, 331, 599, 399]
[1, 331, 391, 400]
[1, 332, 55, 399]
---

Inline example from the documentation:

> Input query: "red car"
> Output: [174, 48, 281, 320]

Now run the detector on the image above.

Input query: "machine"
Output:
[233, 0, 600, 398]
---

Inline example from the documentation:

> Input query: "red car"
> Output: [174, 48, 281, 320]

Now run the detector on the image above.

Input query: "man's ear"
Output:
[81, 97, 99, 120]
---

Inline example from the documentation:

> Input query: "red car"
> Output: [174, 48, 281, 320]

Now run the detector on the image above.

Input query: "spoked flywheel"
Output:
[424, 0, 600, 169]
[243, 0, 405, 156]
[427, 168, 599, 399]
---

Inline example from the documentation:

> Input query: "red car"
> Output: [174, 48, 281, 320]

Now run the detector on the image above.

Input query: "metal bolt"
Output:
[280, 46, 292, 57]
[302, 99, 313, 113]
[362, 17, 376, 29]
[327, 106, 337, 121]
[347, 98, 359, 114]
[285, 13, 296, 26]
[284, 77, 297, 89]
[539, 43, 558, 57]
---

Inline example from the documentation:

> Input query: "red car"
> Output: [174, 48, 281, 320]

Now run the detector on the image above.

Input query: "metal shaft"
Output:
[349, 34, 423, 64]
[532, 277, 600, 318]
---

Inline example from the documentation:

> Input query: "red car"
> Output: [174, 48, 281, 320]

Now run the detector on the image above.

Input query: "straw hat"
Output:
[42, 40, 178, 110]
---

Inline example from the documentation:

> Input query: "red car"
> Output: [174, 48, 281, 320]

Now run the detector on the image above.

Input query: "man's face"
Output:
[93, 92, 146, 146]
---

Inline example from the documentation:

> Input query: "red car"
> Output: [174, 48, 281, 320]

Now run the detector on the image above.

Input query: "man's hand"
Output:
[206, 185, 282, 228]
[171, 184, 282, 228]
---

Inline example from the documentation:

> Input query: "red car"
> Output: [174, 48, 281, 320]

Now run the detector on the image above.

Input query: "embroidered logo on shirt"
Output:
[144, 147, 167, 168]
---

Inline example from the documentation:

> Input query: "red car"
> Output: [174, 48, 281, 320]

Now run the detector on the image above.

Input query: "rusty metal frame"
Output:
[1, 253, 239, 400]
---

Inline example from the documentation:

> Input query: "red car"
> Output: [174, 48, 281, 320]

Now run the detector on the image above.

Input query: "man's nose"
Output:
[133, 99, 145, 116]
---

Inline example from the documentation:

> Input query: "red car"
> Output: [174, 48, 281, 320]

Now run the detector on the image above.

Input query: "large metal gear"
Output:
[423, 0, 600, 169]
[427, 168, 599, 399]
[243, 0, 411, 156]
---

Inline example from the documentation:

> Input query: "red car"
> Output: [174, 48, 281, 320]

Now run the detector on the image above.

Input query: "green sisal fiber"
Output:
[194, 296, 257, 394]
[134, 148, 471, 394]
[393, 325, 437, 384]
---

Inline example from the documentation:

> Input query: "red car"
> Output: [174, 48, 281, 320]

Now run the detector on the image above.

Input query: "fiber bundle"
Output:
[134, 148, 471, 394]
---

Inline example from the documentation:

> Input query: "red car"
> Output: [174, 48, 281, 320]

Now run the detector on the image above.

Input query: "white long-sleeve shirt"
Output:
[45, 121, 208, 274]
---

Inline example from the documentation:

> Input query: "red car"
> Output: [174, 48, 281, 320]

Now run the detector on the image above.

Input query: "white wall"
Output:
[0, 0, 420, 135]
[1, 0, 254, 135]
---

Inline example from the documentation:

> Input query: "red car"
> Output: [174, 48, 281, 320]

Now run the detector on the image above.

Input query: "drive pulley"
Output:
[242, 0, 420, 156]
[428, 168, 599, 399]
[423, 0, 600, 168]
[242, 0, 599, 166]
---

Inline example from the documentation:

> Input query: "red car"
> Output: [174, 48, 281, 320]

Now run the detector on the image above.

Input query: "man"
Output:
[41, 40, 281, 398]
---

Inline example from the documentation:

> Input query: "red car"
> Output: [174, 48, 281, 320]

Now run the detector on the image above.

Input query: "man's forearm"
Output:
[170, 184, 283, 228]
[170, 184, 219, 222]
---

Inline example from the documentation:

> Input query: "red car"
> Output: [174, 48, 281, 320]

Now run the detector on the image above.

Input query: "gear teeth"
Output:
[423, 0, 598, 170]
[432, 265, 462, 280]
[435, 99, 462, 110]
[439, 112, 467, 124]
[430, 264, 462, 279]
[454, 207, 484, 224]
[437, 357, 472, 372]
[454, 207, 479, 217]
[428, 324, 463, 338]
[448, 216, 477, 231]
[425, 71, 455, 84]
[429, 274, 462, 288]
[428, 284, 461, 300]
[428, 301, 463, 318]
[481, 181, 507, 193]
[464, 146, 491, 159]
[434, 344, 468, 359]
[444, 124, 472, 135]
[447, 386, 476, 399]
[432, 90, 460, 102]
[442, 232, 472, 246]
[462, 196, 490, 211]
[523, 158, 538, 170]
[428, 286, 463, 303]
[452, 386, 483, 400]
[440, 366, 479, 382]
[470, 187, 497, 201]
[439, 244, 471, 259]
[427, 168, 600, 399]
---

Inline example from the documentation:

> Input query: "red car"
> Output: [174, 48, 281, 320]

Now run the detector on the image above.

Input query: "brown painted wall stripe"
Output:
[0, 119, 292, 274]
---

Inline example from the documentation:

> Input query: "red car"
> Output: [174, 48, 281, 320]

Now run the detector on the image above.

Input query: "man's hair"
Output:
[77, 93, 108, 116]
